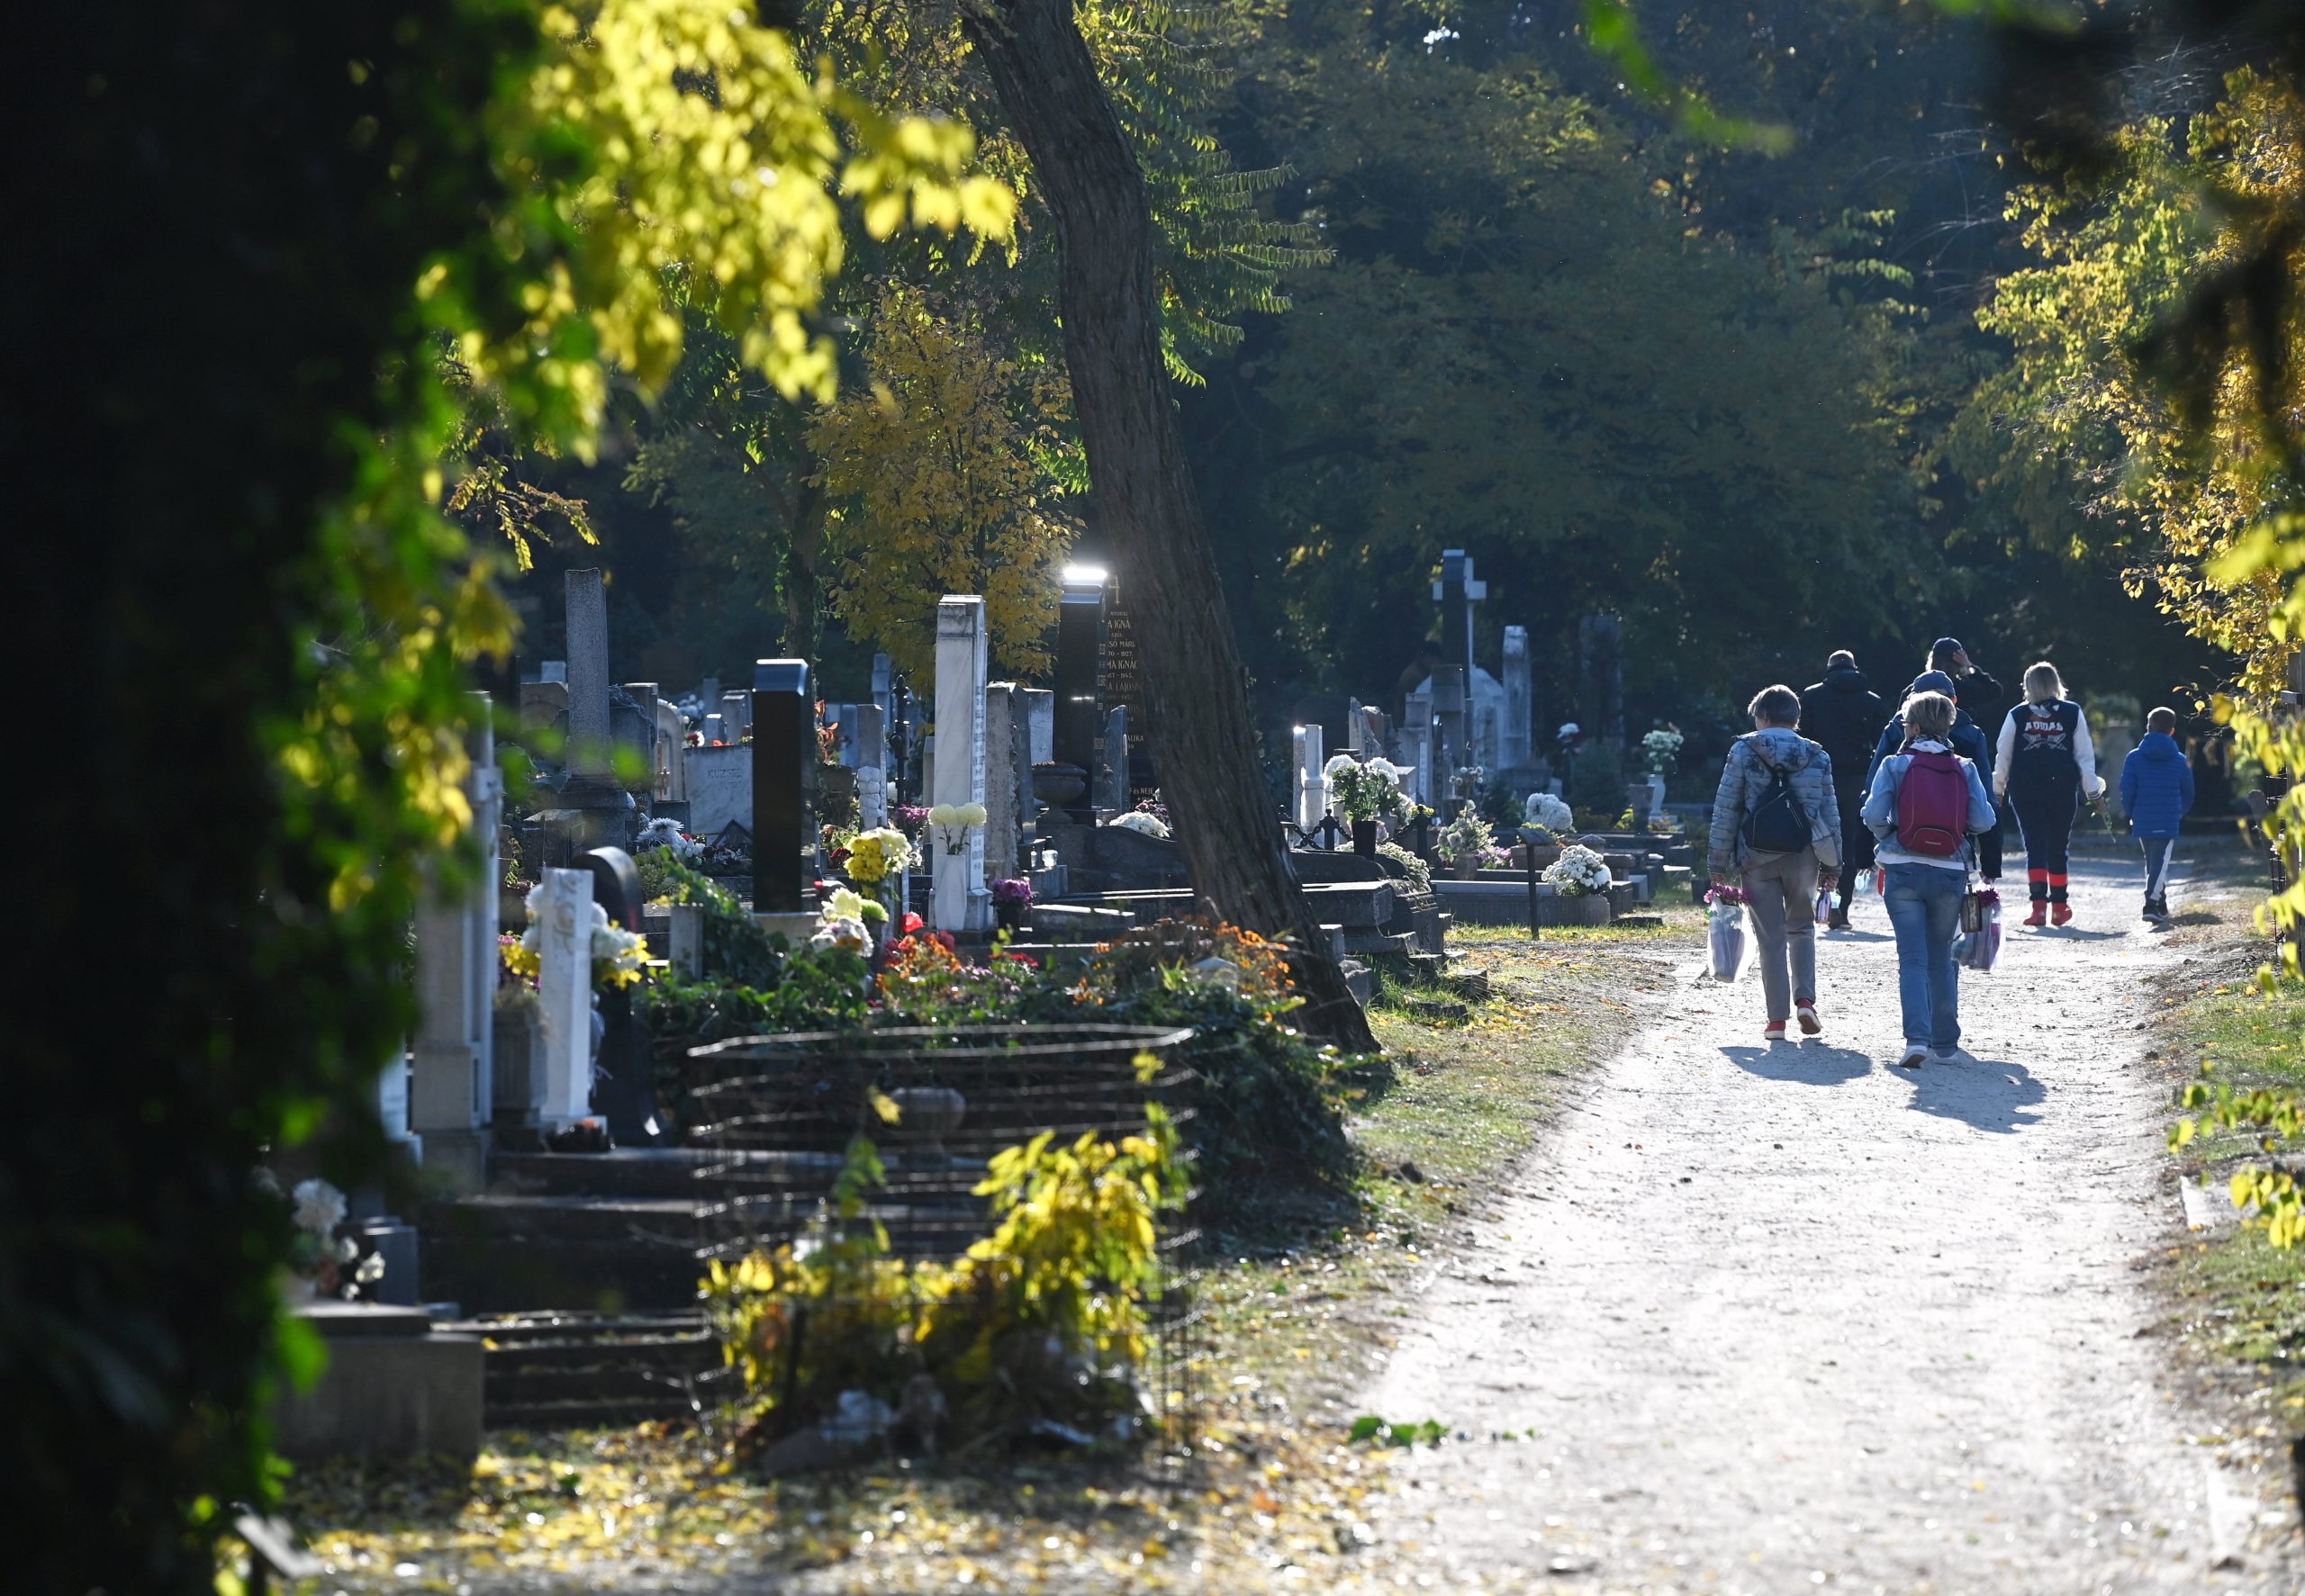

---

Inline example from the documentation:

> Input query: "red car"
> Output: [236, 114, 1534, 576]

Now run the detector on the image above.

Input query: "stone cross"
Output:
[854, 702, 889, 828]
[1501, 625, 1532, 773]
[982, 683, 1023, 883]
[1292, 723, 1325, 832]
[410, 696, 502, 1188]
[749, 659, 813, 915]
[533, 866, 595, 1127]
[565, 570, 612, 780]
[933, 596, 991, 932]
[1432, 548, 1488, 691]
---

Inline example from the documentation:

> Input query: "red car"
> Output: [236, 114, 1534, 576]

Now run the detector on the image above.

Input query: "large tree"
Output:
[963, 0, 1378, 1049]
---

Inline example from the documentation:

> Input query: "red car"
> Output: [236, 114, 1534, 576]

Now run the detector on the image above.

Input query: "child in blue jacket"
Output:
[2119, 707, 2196, 922]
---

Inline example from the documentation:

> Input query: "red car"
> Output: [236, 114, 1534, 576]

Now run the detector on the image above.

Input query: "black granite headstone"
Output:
[581, 846, 661, 1146]
[751, 659, 814, 914]
[1053, 572, 1104, 822]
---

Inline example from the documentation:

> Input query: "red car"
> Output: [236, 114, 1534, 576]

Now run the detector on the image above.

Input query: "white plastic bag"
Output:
[1707, 897, 1749, 982]
[1813, 886, 1834, 925]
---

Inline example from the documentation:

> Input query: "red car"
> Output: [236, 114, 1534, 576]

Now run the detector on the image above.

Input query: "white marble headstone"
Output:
[534, 867, 595, 1125]
[932, 595, 990, 932]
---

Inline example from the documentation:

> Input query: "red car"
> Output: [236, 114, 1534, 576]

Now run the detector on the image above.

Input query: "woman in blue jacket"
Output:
[1867, 669, 2003, 879]
[2120, 707, 2196, 922]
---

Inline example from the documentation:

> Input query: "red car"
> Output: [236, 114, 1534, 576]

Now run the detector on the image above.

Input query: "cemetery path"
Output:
[1360, 853, 2302, 1593]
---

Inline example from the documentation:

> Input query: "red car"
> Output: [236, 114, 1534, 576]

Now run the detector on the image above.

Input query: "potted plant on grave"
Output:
[1541, 843, 1615, 925]
[838, 825, 916, 927]
[1435, 808, 1497, 879]
[1323, 754, 1408, 856]
[990, 876, 1035, 932]
[1633, 725, 1682, 826]
[927, 802, 987, 855]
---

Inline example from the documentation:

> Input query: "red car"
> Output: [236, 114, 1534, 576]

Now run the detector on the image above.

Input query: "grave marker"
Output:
[1095, 705, 1129, 816]
[1053, 565, 1104, 822]
[750, 659, 814, 915]
[1293, 723, 1325, 832]
[982, 683, 1023, 883]
[410, 696, 502, 1187]
[932, 596, 991, 932]
[1501, 625, 1532, 774]
[533, 867, 595, 1127]
[854, 702, 889, 828]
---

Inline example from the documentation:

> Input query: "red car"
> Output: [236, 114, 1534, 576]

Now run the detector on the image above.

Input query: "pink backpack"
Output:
[1895, 750, 1969, 858]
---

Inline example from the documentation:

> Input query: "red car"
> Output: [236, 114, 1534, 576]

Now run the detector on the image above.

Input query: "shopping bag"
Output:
[1706, 896, 1749, 982]
[1813, 887, 1834, 925]
[1965, 888, 2002, 972]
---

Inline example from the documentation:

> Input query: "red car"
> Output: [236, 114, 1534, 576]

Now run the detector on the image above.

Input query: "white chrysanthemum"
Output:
[1108, 811, 1170, 839]
[292, 1177, 346, 1238]
[1523, 792, 1573, 832]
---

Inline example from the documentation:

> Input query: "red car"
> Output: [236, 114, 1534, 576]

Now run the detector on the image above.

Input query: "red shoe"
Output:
[2050, 903, 2074, 927]
[2023, 902, 2047, 928]
[1763, 1021, 1787, 1043]
[1796, 1002, 1821, 1036]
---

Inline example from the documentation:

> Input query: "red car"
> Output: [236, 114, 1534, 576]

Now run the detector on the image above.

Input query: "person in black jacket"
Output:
[1867, 668, 2005, 879]
[1798, 651, 1885, 928]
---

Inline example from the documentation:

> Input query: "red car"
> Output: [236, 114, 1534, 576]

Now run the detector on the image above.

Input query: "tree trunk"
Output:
[963, 0, 1377, 1051]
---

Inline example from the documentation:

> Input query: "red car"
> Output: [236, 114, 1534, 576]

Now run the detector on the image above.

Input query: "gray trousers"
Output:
[1742, 849, 1821, 1023]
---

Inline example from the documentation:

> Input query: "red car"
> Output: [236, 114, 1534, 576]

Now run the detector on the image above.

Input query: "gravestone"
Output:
[1432, 667, 1469, 805]
[1345, 697, 1366, 754]
[541, 660, 568, 684]
[1401, 690, 1435, 807]
[1578, 612, 1626, 748]
[1053, 567, 1104, 822]
[1094, 705, 1129, 816]
[1501, 625, 1533, 774]
[1023, 688, 1053, 764]
[1292, 723, 1326, 832]
[750, 660, 814, 916]
[682, 744, 752, 839]
[854, 702, 889, 828]
[981, 684, 1024, 883]
[582, 846, 660, 1146]
[565, 570, 613, 785]
[700, 712, 726, 746]
[520, 679, 570, 743]
[616, 681, 660, 795]
[533, 867, 595, 1128]
[932, 596, 991, 932]
[653, 696, 686, 804]
[410, 697, 502, 1190]
[720, 690, 752, 744]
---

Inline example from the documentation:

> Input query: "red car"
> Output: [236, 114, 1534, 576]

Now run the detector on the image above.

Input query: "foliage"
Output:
[701, 1109, 1186, 1445]
[1969, 61, 2304, 976]
[652, 855, 792, 987]
[809, 285, 1079, 677]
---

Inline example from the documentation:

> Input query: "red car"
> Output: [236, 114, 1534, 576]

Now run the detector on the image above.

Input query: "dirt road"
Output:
[1361, 852, 2301, 1593]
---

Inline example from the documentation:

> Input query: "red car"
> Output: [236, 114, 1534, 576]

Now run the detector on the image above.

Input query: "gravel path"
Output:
[1361, 852, 2302, 1593]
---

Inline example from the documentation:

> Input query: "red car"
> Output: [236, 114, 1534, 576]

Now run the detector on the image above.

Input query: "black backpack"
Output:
[1739, 742, 1812, 855]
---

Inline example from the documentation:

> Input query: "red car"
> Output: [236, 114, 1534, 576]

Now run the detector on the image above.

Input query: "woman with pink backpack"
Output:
[1859, 690, 1999, 1069]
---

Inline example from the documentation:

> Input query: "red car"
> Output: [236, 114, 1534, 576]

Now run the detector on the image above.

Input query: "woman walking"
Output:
[1707, 685, 1843, 1043]
[1862, 690, 1998, 1069]
[1993, 662, 2105, 927]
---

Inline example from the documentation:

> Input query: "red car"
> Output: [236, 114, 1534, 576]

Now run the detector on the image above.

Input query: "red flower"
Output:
[902, 912, 925, 933]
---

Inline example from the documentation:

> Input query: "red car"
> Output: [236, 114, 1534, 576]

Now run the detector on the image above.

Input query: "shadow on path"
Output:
[1905, 1054, 2045, 1133]
[2013, 926, 2126, 943]
[1822, 929, 1895, 945]
[1720, 1042, 1874, 1087]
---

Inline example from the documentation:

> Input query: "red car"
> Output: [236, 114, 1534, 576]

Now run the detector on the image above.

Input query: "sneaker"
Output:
[1826, 911, 1850, 931]
[2023, 902, 2047, 928]
[2142, 899, 2159, 922]
[2050, 903, 2074, 928]
[1931, 1045, 1964, 1063]
[1897, 1045, 1929, 1069]
[1796, 1002, 1822, 1036]
[1763, 1021, 1787, 1043]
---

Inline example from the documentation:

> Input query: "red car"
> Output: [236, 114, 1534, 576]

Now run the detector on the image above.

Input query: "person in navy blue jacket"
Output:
[2120, 707, 2196, 922]
[1867, 670, 2003, 879]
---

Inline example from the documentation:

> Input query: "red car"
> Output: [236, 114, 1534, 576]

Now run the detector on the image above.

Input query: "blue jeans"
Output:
[1882, 864, 1964, 1050]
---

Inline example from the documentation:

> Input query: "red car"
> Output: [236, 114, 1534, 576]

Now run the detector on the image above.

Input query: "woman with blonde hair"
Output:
[1993, 662, 2104, 927]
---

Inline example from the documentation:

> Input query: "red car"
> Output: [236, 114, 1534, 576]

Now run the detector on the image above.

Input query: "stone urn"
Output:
[1032, 762, 1089, 808]
[1452, 854, 1480, 880]
[887, 1086, 968, 1165]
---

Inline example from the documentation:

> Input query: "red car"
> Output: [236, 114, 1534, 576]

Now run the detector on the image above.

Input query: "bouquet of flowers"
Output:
[1523, 791, 1573, 834]
[1324, 754, 1410, 824]
[636, 816, 702, 861]
[1640, 726, 1684, 778]
[1109, 810, 1171, 839]
[1543, 843, 1613, 897]
[1436, 807, 1496, 865]
[991, 877, 1035, 908]
[892, 804, 931, 832]
[283, 1177, 384, 1300]
[927, 802, 987, 855]
[842, 826, 914, 888]
[809, 886, 878, 954]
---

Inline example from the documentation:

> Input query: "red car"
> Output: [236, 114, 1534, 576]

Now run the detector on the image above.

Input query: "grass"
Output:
[282, 915, 1700, 1593]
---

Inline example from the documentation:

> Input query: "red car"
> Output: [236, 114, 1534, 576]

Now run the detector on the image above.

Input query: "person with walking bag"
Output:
[1992, 662, 2105, 927]
[1798, 650, 1885, 929]
[1707, 685, 1843, 1042]
[1861, 690, 1999, 1068]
